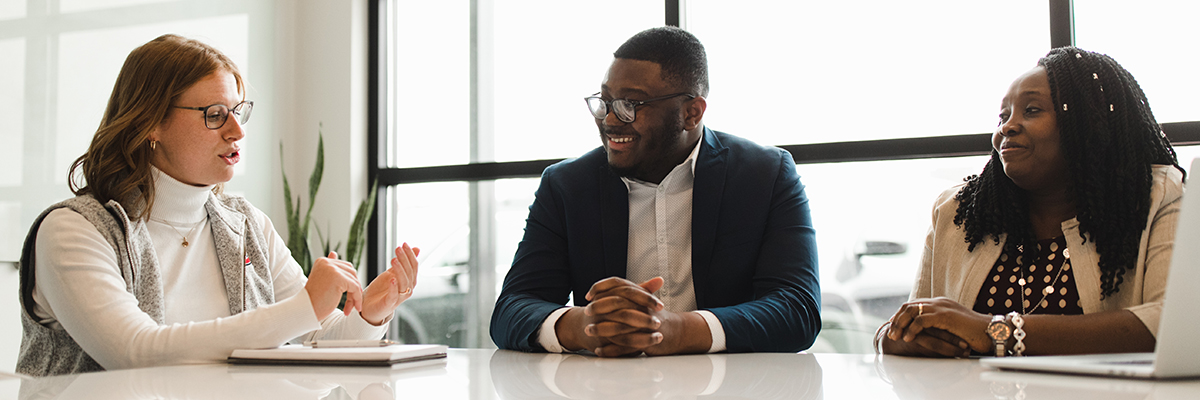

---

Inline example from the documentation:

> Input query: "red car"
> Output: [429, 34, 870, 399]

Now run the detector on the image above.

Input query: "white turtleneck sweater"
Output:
[30, 168, 386, 370]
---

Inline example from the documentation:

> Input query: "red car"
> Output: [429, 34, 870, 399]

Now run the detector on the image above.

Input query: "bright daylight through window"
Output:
[375, 0, 1200, 352]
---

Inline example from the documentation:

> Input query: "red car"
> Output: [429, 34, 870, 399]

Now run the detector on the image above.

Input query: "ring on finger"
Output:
[399, 287, 411, 295]
[918, 303, 924, 316]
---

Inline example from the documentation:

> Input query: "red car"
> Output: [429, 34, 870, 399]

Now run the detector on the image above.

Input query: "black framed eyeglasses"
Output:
[172, 100, 254, 130]
[584, 92, 694, 123]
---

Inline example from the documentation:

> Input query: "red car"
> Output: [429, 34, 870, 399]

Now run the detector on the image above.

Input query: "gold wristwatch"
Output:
[986, 315, 1012, 357]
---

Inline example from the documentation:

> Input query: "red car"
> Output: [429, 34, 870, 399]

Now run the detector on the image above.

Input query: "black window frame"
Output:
[364, 0, 1200, 344]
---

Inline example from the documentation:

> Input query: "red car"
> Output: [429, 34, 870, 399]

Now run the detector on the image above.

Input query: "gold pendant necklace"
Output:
[1017, 244, 1070, 314]
[151, 217, 206, 247]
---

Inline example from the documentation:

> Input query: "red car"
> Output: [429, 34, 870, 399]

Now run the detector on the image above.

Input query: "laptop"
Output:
[980, 157, 1200, 379]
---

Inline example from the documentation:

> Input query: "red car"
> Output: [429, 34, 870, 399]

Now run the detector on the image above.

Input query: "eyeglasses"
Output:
[584, 92, 694, 123]
[172, 100, 254, 130]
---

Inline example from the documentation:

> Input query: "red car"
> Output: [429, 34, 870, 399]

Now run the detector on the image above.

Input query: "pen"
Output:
[303, 340, 398, 348]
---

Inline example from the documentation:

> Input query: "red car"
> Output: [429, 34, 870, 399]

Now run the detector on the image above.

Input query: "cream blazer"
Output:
[910, 165, 1184, 336]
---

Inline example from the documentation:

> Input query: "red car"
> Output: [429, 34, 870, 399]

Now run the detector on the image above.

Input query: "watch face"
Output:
[987, 322, 1012, 340]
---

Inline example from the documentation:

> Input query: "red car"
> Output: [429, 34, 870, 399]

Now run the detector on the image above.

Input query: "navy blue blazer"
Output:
[490, 128, 821, 353]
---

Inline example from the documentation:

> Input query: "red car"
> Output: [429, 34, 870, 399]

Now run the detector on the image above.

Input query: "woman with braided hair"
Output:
[878, 47, 1185, 357]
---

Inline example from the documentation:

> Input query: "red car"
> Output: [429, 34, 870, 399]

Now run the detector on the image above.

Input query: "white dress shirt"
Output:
[538, 137, 727, 353]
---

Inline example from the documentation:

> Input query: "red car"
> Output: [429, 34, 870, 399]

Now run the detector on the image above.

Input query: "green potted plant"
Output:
[280, 124, 378, 275]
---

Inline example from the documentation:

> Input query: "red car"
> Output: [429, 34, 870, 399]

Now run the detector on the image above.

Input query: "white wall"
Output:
[274, 1, 370, 266]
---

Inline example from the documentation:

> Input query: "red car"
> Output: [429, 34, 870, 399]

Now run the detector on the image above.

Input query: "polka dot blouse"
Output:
[972, 235, 1083, 316]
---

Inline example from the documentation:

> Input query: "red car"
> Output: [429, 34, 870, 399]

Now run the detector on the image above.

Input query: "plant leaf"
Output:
[297, 232, 313, 275]
[280, 142, 310, 275]
[346, 178, 379, 269]
[315, 221, 331, 257]
[302, 130, 324, 263]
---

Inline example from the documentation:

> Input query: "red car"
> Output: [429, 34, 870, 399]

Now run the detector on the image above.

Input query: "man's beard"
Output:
[606, 114, 685, 180]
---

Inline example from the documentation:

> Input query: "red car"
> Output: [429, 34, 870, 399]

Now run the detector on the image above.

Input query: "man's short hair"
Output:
[613, 26, 709, 97]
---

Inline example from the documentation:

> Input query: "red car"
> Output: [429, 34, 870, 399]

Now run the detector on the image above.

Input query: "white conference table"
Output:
[3, 349, 1199, 399]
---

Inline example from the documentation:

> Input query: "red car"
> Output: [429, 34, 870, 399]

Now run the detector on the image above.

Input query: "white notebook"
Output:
[228, 344, 448, 369]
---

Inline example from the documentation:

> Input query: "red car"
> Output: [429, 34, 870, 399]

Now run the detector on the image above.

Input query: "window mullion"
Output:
[1049, 0, 1075, 48]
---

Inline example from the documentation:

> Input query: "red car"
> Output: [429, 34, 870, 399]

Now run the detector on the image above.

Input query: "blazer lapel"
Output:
[599, 163, 630, 279]
[692, 128, 727, 306]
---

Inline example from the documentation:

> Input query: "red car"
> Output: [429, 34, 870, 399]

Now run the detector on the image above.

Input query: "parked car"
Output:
[810, 238, 921, 353]
[389, 226, 471, 346]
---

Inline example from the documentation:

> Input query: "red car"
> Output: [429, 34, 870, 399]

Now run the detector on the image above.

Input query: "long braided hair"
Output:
[953, 47, 1183, 298]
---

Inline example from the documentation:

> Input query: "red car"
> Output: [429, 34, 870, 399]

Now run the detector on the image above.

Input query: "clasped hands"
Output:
[559, 276, 710, 357]
[882, 297, 995, 357]
[304, 242, 420, 326]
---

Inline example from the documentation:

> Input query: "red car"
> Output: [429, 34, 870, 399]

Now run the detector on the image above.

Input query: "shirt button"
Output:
[658, 236, 666, 243]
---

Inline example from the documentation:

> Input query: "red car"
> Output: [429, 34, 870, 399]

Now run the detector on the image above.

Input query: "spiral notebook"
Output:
[982, 158, 1200, 379]
[228, 344, 448, 369]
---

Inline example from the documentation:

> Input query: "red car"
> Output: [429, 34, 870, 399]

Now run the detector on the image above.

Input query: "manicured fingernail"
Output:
[652, 317, 661, 326]
[652, 332, 663, 343]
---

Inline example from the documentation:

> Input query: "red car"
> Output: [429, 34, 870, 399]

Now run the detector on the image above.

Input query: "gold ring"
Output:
[399, 287, 411, 295]
[918, 303, 924, 316]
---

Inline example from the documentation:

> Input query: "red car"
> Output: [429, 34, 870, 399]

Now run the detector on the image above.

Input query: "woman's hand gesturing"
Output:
[304, 251, 363, 320]
[360, 243, 420, 325]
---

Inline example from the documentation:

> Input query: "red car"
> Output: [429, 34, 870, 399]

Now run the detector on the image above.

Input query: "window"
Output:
[686, 1, 1049, 144]
[1074, 0, 1200, 124]
[372, 0, 1200, 352]
[378, 0, 664, 348]
[490, 1, 663, 162]
[385, 1, 470, 168]
[386, 182, 470, 345]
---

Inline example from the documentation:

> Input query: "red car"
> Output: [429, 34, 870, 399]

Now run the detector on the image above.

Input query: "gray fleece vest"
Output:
[17, 193, 278, 376]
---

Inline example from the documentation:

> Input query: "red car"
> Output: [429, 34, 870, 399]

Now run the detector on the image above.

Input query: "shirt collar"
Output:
[149, 166, 214, 223]
[687, 130, 703, 175]
[620, 132, 704, 189]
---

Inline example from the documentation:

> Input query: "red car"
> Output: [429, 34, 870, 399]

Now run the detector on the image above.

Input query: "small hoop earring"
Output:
[150, 140, 157, 150]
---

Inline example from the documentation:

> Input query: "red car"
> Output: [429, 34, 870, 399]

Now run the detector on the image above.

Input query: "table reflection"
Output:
[489, 350, 823, 400]
[17, 363, 447, 400]
[875, 355, 988, 399]
[875, 354, 1200, 400]
[978, 369, 1196, 400]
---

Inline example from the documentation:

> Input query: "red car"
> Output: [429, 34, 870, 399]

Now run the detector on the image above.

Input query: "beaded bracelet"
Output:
[1007, 312, 1026, 357]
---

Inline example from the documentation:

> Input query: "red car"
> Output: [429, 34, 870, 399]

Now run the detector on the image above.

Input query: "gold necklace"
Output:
[1016, 243, 1070, 314]
[151, 217, 206, 247]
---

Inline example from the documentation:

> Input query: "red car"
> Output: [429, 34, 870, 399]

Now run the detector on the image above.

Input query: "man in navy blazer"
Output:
[491, 27, 820, 356]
